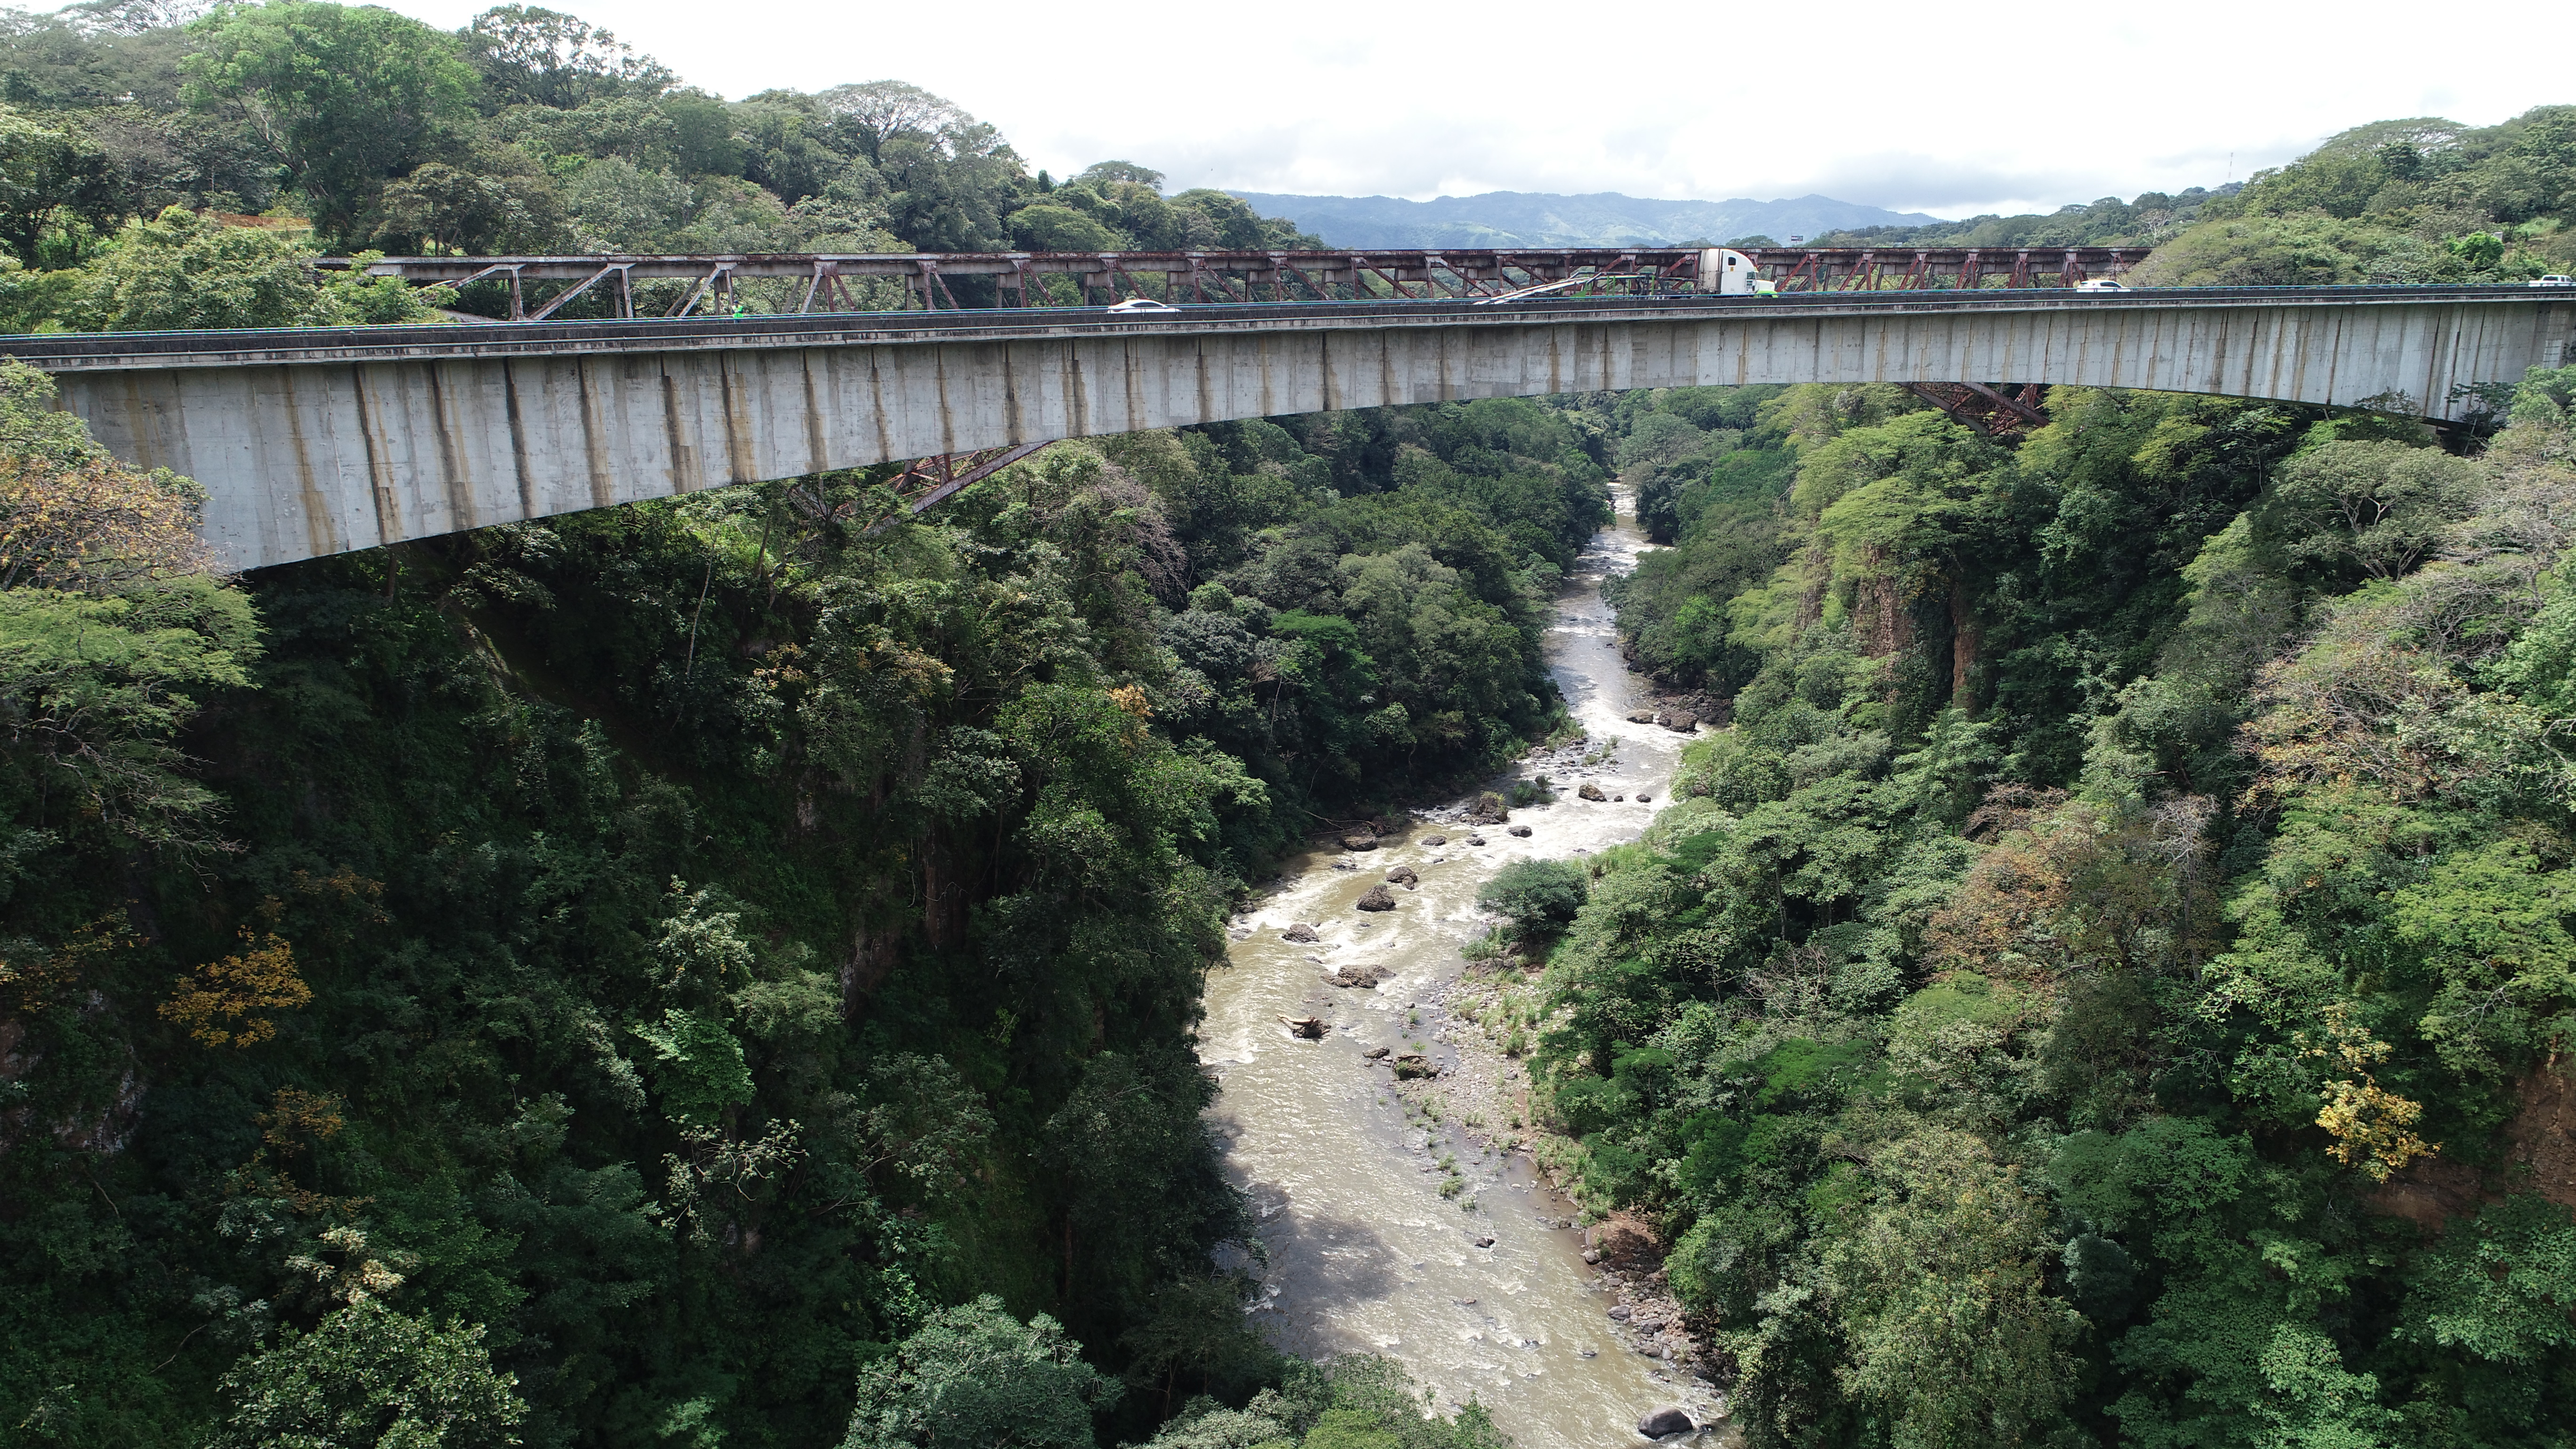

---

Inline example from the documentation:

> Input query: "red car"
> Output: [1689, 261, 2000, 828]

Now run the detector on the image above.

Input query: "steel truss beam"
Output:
[869, 443, 1050, 529]
[1902, 382, 2053, 436]
[328, 246, 2146, 317]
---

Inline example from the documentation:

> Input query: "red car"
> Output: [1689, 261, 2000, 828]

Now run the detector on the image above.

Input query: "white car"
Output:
[1105, 298, 1181, 314]
[2532, 275, 2576, 288]
[2075, 278, 2131, 293]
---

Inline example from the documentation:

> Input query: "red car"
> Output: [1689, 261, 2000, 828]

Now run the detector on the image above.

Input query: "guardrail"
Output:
[2, 284, 2553, 371]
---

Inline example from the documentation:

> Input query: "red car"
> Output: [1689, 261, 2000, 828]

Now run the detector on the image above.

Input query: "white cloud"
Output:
[383, 0, 2566, 219]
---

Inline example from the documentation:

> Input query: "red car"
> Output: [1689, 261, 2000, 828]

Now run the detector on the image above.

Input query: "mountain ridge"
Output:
[1228, 189, 1945, 249]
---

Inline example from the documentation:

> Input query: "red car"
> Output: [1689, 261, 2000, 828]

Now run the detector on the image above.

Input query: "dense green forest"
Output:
[0, 5, 1618, 1446]
[4, 0, 2576, 1442]
[0, 0, 1321, 328]
[1530, 108, 2576, 1449]
[1544, 375, 2576, 1443]
[0, 321, 1608, 1440]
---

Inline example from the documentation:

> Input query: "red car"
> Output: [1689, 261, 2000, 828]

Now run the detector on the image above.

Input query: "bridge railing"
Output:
[323, 246, 2150, 319]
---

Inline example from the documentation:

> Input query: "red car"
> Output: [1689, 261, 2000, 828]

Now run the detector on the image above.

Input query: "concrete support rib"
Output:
[17, 290, 2574, 571]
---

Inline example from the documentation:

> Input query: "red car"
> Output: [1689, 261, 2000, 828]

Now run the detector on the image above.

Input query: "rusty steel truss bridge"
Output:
[328, 246, 2149, 320]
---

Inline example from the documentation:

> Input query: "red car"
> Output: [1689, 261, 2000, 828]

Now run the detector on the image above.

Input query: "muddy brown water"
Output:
[1199, 486, 1725, 1447]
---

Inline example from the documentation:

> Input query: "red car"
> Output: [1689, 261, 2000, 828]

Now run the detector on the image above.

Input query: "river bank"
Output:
[1199, 485, 1728, 1448]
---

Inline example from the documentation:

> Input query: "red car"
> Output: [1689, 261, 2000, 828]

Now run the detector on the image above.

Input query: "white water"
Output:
[1199, 487, 1722, 1447]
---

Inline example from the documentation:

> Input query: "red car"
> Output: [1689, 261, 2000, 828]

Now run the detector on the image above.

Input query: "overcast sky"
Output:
[383, 0, 2564, 219]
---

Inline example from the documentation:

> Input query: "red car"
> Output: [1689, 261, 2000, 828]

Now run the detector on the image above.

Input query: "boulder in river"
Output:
[1507, 825, 1532, 838]
[1626, 709, 1659, 724]
[1421, 835, 1447, 846]
[1635, 792, 1652, 803]
[1637, 1408, 1694, 1439]
[1282, 923, 1320, 943]
[1355, 884, 1397, 912]
[1341, 834, 1378, 851]
[1662, 713, 1699, 733]
[1466, 791, 1509, 825]
[1324, 965, 1381, 988]
[1578, 781, 1607, 801]
[1363, 1046, 1391, 1060]
[1385, 866, 1419, 886]
[1279, 1015, 1326, 1038]
[1390, 1052, 1437, 1079]
[1465, 835, 1487, 846]
[1473, 1235, 1495, 1248]
[1608, 1304, 1633, 1321]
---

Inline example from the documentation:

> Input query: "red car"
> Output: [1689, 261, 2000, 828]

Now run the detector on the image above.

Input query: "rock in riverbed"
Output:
[1385, 866, 1419, 887]
[1355, 885, 1397, 912]
[1324, 965, 1381, 988]
[1578, 782, 1607, 801]
[1342, 834, 1378, 851]
[1422, 835, 1447, 846]
[1637, 1407, 1694, 1439]
[1282, 923, 1320, 943]
[1507, 825, 1532, 838]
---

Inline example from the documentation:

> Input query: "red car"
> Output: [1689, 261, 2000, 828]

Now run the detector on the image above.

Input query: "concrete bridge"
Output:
[6, 284, 2569, 571]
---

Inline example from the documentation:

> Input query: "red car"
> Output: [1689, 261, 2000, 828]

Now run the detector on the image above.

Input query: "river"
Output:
[1199, 485, 1724, 1448]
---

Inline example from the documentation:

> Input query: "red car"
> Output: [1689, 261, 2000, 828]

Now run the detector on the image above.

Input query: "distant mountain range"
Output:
[1228, 191, 1945, 250]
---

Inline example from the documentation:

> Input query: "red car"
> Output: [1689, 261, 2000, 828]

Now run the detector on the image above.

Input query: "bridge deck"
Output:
[0, 285, 2545, 371]
[9, 286, 2568, 572]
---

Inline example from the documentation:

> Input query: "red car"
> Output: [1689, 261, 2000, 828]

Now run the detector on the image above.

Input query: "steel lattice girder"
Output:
[330, 246, 2148, 314]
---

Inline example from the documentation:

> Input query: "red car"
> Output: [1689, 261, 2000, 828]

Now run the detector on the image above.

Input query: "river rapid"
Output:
[1199, 487, 1724, 1448]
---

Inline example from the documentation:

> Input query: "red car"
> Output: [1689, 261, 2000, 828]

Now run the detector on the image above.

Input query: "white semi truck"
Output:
[1699, 248, 1777, 295]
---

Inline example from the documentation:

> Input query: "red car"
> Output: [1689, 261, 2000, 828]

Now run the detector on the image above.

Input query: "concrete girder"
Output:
[17, 288, 2571, 571]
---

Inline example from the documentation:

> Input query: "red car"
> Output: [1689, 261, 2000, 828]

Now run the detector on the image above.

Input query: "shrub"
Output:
[1476, 858, 1589, 935]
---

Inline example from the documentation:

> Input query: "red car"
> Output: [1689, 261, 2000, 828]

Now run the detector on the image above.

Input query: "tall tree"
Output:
[462, 3, 670, 111]
[0, 103, 118, 263]
[180, 0, 479, 241]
